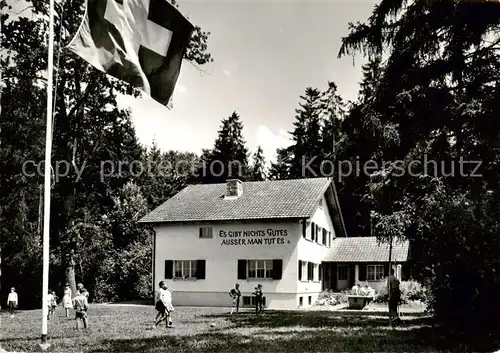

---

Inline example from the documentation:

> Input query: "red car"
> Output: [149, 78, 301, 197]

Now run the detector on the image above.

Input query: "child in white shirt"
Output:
[7, 287, 18, 318]
[154, 281, 174, 328]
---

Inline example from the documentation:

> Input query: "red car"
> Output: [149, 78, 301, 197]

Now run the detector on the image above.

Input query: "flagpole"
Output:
[41, 0, 55, 345]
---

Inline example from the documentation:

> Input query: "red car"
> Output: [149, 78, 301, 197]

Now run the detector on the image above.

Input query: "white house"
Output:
[139, 177, 409, 309]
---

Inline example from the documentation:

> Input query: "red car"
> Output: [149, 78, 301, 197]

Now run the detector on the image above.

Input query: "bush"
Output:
[373, 280, 426, 304]
[315, 290, 347, 306]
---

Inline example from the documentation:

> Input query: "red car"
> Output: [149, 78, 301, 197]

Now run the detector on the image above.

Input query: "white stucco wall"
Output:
[153, 197, 337, 309]
[154, 220, 302, 309]
[296, 196, 336, 306]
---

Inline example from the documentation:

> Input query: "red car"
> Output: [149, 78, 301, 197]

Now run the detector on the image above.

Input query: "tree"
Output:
[1, 0, 213, 304]
[249, 145, 267, 181]
[287, 87, 323, 178]
[338, 0, 500, 336]
[268, 147, 291, 180]
[199, 112, 249, 183]
[138, 143, 199, 210]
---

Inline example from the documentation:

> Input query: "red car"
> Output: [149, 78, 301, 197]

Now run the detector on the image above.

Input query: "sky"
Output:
[116, 0, 378, 163]
[7, 0, 379, 164]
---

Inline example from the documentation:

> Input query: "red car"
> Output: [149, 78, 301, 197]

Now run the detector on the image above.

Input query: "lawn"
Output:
[1, 304, 497, 352]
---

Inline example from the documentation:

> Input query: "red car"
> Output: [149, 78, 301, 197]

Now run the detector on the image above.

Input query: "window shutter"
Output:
[196, 260, 206, 279]
[310, 223, 314, 240]
[298, 260, 302, 281]
[302, 221, 306, 238]
[308, 262, 313, 281]
[359, 264, 366, 281]
[272, 259, 283, 280]
[319, 264, 323, 281]
[164, 260, 173, 279]
[237, 260, 247, 280]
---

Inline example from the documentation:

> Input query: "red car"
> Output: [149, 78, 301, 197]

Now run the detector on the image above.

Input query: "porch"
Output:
[321, 262, 404, 292]
[321, 236, 409, 291]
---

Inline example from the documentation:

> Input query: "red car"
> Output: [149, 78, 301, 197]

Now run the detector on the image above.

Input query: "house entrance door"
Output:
[337, 265, 349, 290]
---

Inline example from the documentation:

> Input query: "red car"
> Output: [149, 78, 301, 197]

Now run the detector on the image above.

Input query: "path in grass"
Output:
[0, 305, 497, 352]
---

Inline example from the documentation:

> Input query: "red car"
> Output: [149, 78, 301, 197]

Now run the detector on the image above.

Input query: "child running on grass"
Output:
[154, 282, 165, 324]
[154, 281, 174, 328]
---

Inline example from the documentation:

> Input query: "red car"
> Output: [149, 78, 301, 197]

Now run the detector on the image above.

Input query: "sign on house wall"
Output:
[219, 229, 290, 246]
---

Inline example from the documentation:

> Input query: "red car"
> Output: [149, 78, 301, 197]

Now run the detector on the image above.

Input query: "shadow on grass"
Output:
[90, 313, 499, 353]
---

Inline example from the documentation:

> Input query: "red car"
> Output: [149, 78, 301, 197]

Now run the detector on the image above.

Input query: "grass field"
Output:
[1, 304, 498, 352]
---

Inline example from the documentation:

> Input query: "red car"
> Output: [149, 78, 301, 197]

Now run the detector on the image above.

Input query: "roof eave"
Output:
[325, 178, 348, 238]
[138, 217, 307, 226]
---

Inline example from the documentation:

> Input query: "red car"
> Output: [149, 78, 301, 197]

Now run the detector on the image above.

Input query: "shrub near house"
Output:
[373, 280, 427, 304]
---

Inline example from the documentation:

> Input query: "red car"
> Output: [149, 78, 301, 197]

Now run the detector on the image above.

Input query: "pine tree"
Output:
[249, 146, 267, 181]
[317, 82, 346, 162]
[288, 87, 323, 178]
[268, 147, 291, 180]
[200, 112, 249, 183]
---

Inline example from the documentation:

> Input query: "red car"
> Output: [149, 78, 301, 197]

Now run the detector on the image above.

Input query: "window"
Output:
[242, 296, 266, 307]
[367, 265, 385, 281]
[248, 260, 273, 279]
[298, 260, 307, 281]
[307, 262, 314, 281]
[199, 227, 213, 238]
[299, 296, 303, 306]
[164, 260, 206, 280]
[313, 263, 319, 282]
[238, 259, 282, 280]
[306, 222, 314, 240]
[308, 296, 312, 305]
[316, 226, 322, 244]
[174, 260, 197, 278]
[308, 222, 315, 241]
[338, 265, 348, 280]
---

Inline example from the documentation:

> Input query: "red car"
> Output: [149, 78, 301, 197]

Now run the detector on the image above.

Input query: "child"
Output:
[73, 289, 88, 329]
[7, 287, 18, 318]
[253, 284, 264, 314]
[62, 284, 73, 318]
[229, 283, 241, 315]
[154, 282, 166, 325]
[154, 281, 174, 328]
[50, 290, 58, 318]
[47, 290, 54, 319]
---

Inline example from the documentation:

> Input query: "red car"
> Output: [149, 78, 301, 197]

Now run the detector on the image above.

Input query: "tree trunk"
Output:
[65, 251, 77, 298]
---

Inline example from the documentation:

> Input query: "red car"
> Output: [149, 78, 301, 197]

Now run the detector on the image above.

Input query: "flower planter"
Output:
[347, 295, 373, 309]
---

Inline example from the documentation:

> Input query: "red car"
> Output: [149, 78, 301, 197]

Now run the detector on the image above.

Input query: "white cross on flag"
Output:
[67, 0, 194, 106]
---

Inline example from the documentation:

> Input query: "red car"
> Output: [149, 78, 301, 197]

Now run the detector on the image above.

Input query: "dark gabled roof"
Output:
[325, 236, 409, 262]
[139, 178, 346, 236]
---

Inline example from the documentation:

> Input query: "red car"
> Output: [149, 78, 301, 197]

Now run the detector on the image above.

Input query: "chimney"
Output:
[226, 179, 243, 198]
